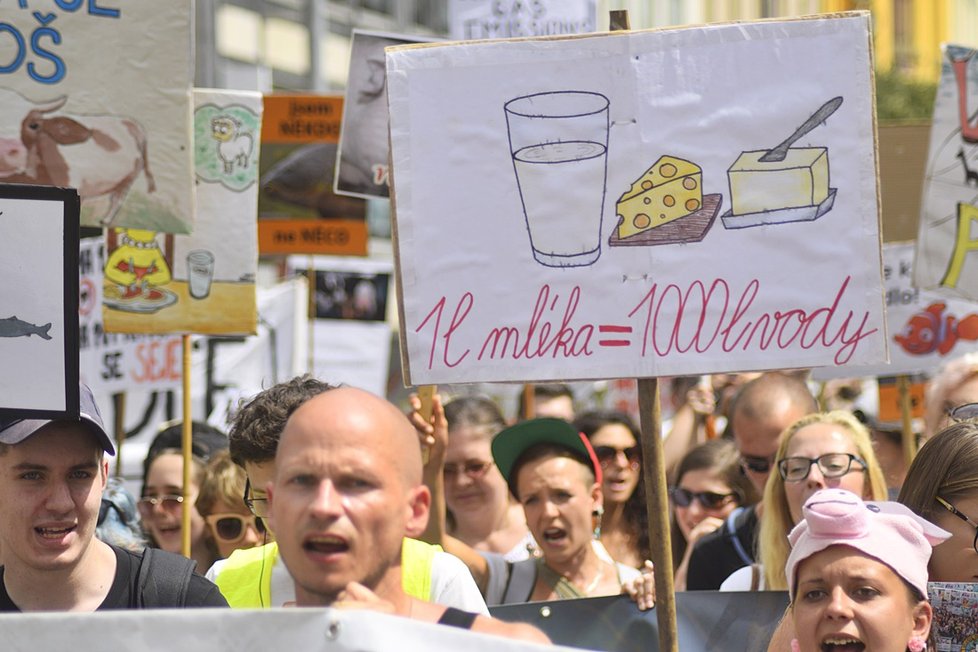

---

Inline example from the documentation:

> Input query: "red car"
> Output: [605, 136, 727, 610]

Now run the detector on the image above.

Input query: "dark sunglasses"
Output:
[205, 512, 267, 543]
[593, 445, 641, 468]
[669, 487, 740, 509]
[739, 453, 775, 474]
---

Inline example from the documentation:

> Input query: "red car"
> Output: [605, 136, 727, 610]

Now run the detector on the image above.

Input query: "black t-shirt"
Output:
[685, 504, 759, 591]
[0, 545, 228, 611]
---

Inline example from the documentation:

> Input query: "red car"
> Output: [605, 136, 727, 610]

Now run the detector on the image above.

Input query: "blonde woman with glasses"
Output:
[721, 411, 887, 591]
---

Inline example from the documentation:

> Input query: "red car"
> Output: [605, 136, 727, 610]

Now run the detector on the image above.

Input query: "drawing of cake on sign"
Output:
[608, 155, 723, 247]
[721, 97, 841, 229]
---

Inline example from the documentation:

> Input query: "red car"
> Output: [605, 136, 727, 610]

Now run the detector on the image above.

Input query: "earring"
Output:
[592, 506, 604, 540]
[790, 640, 800, 652]
[907, 636, 926, 652]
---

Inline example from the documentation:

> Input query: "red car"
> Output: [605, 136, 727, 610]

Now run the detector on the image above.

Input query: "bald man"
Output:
[685, 373, 817, 590]
[267, 387, 550, 643]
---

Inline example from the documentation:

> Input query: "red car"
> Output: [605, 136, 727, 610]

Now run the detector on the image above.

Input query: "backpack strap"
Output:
[501, 558, 538, 604]
[724, 507, 754, 567]
[135, 547, 197, 608]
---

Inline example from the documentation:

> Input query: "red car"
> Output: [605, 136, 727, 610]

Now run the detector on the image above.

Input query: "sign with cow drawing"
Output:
[102, 89, 261, 336]
[0, 183, 79, 418]
[388, 13, 886, 385]
[0, 2, 195, 232]
[914, 44, 978, 301]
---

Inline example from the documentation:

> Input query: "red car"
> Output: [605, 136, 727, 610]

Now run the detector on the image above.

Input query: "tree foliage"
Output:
[875, 69, 937, 121]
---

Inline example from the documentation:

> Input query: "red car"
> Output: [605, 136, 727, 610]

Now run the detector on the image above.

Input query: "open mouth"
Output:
[304, 534, 349, 555]
[542, 527, 568, 544]
[821, 637, 865, 652]
[36, 525, 75, 539]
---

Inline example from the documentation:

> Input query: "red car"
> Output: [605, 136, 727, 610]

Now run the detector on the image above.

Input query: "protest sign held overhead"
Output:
[259, 94, 368, 255]
[0, 184, 78, 418]
[0, 3, 195, 232]
[914, 44, 978, 301]
[102, 89, 261, 336]
[388, 13, 886, 385]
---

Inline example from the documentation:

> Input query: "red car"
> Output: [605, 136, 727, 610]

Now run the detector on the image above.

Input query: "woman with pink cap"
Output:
[785, 488, 950, 652]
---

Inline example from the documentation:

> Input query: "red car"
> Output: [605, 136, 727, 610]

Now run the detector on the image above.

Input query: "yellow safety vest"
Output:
[215, 538, 441, 608]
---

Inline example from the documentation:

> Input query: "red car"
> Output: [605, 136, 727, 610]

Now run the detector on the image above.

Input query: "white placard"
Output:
[389, 13, 886, 385]
[0, 3, 195, 232]
[913, 44, 978, 301]
[448, 0, 596, 40]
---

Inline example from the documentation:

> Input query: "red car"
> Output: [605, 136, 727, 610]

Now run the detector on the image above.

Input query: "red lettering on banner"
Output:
[131, 340, 181, 383]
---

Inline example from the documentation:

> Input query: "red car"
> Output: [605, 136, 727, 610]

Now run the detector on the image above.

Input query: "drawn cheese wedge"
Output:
[615, 155, 702, 239]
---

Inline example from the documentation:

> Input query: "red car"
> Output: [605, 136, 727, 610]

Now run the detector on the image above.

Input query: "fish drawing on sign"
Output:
[0, 316, 52, 340]
[893, 301, 978, 356]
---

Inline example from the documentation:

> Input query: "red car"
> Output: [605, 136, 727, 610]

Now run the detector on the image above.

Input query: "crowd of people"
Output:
[1, 352, 977, 651]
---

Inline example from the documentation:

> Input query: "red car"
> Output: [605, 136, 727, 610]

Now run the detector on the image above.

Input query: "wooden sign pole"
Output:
[637, 377, 679, 652]
[181, 334, 193, 559]
[897, 374, 917, 465]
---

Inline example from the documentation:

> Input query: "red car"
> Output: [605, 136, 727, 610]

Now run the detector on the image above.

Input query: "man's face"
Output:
[733, 405, 807, 495]
[267, 391, 428, 605]
[0, 423, 106, 573]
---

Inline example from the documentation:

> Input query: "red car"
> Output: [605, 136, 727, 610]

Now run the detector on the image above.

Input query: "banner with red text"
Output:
[388, 13, 886, 385]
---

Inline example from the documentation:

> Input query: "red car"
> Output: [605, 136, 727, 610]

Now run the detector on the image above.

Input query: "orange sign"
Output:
[258, 219, 368, 256]
[877, 376, 926, 424]
[262, 95, 344, 144]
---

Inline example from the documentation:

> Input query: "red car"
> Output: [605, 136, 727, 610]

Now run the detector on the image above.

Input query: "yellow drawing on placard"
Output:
[103, 228, 177, 313]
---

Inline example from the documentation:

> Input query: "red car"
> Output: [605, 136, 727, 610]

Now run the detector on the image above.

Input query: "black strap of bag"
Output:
[134, 547, 197, 608]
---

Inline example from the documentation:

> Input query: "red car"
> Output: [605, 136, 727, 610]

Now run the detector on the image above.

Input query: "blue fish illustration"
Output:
[0, 316, 52, 340]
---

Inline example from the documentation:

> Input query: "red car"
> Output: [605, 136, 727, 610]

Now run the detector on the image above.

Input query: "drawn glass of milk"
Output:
[504, 91, 609, 268]
[187, 250, 215, 299]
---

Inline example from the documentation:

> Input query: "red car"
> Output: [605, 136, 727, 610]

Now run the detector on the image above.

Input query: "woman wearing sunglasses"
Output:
[899, 411, 978, 583]
[575, 410, 649, 570]
[196, 451, 268, 559]
[669, 439, 757, 590]
[923, 352, 978, 440]
[722, 411, 887, 591]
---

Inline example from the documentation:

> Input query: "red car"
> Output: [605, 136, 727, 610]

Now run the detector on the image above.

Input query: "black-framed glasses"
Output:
[669, 487, 740, 510]
[777, 453, 867, 483]
[936, 496, 978, 555]
[740, 453, 776, 474]
[205, 512, 267, 543]
[243, 478, 268, 518]
[137, 494, 183, 517]
[593, 445, 641, 469]
[443, 460, 494, 480]
[949, 403, 978, 422]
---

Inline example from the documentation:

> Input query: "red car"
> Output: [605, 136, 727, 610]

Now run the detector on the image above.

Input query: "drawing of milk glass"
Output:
[504, 91, 610, 268]
[186, 250, 215, 299]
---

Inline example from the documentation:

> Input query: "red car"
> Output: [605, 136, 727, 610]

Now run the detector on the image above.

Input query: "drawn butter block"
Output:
[727, 147, 829, 216]
[615, 155, 702, 239]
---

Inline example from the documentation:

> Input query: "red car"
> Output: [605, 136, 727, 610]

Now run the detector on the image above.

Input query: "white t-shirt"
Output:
[207, 549, 489, 615]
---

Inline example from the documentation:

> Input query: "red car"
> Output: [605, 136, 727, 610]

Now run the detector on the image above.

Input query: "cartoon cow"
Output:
[211, 115, 253, 174]
[0, 88, 155, 226]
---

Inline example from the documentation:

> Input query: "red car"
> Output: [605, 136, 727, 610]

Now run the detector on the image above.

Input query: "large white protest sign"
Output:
[0, 607, 563, 652]
[914, 44, 978, 301]
[0, 2, 195, 232]
[389, 13, 885, 385]
[813, 242, 978, 380]
[0, 185, 78, 417]
[448, 0, 596, 40]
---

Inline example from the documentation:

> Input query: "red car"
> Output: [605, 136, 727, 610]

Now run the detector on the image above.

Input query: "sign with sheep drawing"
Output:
[0, 184, 79, 418]
[388, 12, 886, 385]
[0, 2, 195, 232]
[102, 89, 261, 336]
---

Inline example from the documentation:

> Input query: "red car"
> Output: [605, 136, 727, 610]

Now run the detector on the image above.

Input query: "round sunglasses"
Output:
[593, 445, 641, 469]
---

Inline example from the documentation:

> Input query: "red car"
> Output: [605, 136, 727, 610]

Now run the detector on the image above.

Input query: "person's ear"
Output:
[591, 482, 603, 514]
[404, 485, 431, 538]
[100, 459, 109, 490]
[910, 600, 932, 643]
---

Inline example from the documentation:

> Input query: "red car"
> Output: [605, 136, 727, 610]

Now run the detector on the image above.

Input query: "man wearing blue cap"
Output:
[0, 384, 228, 611]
